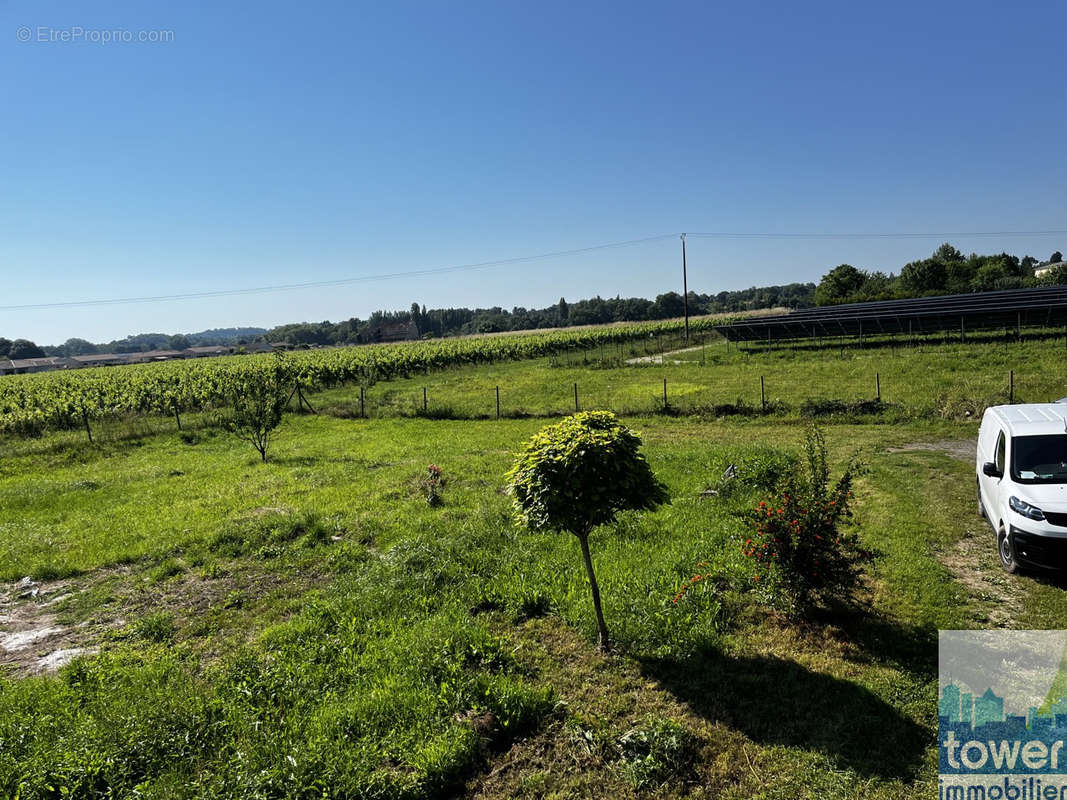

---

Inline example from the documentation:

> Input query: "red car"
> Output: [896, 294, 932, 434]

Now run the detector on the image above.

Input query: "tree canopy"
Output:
[506, 411, 669, 537]
[813, 243, 1060, 306]
[8, 339, 46, 359]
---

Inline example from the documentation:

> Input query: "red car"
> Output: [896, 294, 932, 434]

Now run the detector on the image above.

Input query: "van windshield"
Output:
[1011, 434, 1067, 483]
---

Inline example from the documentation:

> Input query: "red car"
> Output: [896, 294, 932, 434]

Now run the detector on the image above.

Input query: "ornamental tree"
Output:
[505, 411, 669, 650]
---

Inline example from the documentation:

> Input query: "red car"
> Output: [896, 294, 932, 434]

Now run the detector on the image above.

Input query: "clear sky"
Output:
[2, 0, 1065, 345]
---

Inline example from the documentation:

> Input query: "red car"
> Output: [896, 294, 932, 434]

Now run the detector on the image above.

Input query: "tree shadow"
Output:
[1025, 567, 1067, 590]
[638, 641, 931, 782]
[271, 455, 321, 467]
[810, 605, 938, 680]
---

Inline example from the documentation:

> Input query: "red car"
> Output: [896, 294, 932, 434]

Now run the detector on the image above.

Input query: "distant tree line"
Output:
[814, 245, 1065, 306]
[6, 246, 1064, 356]
[260, 285, 817, 346]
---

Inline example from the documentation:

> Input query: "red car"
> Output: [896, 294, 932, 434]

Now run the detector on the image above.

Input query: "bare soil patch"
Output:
[0, 557, 326, 677]
[0, 576, 105, 675]
[939, 524, 1026, 627]
[886, 439, 974, 462]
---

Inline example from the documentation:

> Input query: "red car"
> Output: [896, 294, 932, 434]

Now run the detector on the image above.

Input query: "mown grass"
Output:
[0, 414, 971, 797]
[2, 336, 1067, 797]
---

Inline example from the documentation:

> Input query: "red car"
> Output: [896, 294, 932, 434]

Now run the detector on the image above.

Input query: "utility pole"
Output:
[681, 233, 690, 340]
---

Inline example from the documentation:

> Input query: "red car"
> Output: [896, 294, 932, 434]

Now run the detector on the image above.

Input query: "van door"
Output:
[978, 416, 999, 514]
[989, 429, 1007, 525]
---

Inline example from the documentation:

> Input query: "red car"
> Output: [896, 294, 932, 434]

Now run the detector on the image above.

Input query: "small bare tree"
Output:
[221, 365, 289, 462]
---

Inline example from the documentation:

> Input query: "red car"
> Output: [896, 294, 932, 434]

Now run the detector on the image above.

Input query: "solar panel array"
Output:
[713, 285, 1067, 342]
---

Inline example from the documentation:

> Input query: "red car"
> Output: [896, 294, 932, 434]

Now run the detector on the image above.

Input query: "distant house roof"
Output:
[11, 357, 68, 368]
[0, 356, 78, 374]
[71, 353, 139, 365]
[136, 350, 187, 361]
[367, 320, 419, 343]
[184, 345, 233, 355]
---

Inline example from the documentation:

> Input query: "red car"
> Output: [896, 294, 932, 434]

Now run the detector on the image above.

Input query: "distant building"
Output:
[0, 356, 79, 375]
[184, 345, 234, 358]
[71, 353, 140, 368]
[365, 320, 419, 343]
[1034, 259, 1063, 277]
[132, 350, 188, 363]
[0, 342, 251, 379]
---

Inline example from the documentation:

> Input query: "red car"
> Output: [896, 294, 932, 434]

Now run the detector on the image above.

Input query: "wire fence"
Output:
[329, 368, 1052, 423]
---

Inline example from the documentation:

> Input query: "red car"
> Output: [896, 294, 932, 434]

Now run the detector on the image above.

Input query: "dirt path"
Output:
[625, 344, 707, 365]
[886, 439, 974, 462]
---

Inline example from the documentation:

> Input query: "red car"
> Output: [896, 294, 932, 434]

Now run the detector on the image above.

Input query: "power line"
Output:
[3, 228, 1065, 312]
[0, 234, 676, 311]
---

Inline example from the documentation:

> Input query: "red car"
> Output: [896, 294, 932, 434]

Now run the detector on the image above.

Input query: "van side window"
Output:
[995, 431, 1006, 473]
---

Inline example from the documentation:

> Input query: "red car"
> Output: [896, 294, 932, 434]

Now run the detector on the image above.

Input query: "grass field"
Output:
[2, 335, 1067, 798]
[315, 335, 1067, 421]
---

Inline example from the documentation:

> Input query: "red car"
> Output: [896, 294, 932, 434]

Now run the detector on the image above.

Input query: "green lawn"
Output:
[2, 338, 1067, 798]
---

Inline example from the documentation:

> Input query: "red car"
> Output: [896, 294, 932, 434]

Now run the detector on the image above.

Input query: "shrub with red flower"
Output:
[740, 426, 872, 613]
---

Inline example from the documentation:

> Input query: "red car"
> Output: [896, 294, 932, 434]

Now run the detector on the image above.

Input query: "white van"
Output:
[977, 403, 1067, 572]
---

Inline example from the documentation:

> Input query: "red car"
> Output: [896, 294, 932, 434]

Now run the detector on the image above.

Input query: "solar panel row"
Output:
[713, 285, 1067, 342]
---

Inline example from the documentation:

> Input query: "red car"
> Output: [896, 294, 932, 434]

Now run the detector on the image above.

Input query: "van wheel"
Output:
[998, 530, 1018, 574]
[977, 480, 986, 518]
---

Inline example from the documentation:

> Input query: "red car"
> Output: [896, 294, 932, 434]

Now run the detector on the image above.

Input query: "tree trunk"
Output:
[577, 531, 610, 651]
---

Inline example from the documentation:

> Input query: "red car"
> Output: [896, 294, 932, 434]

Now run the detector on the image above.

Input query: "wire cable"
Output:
[0, 234, 677, 311]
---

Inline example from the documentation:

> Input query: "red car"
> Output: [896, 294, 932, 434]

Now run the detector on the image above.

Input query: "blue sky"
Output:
[2, 0, 1065, 344]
